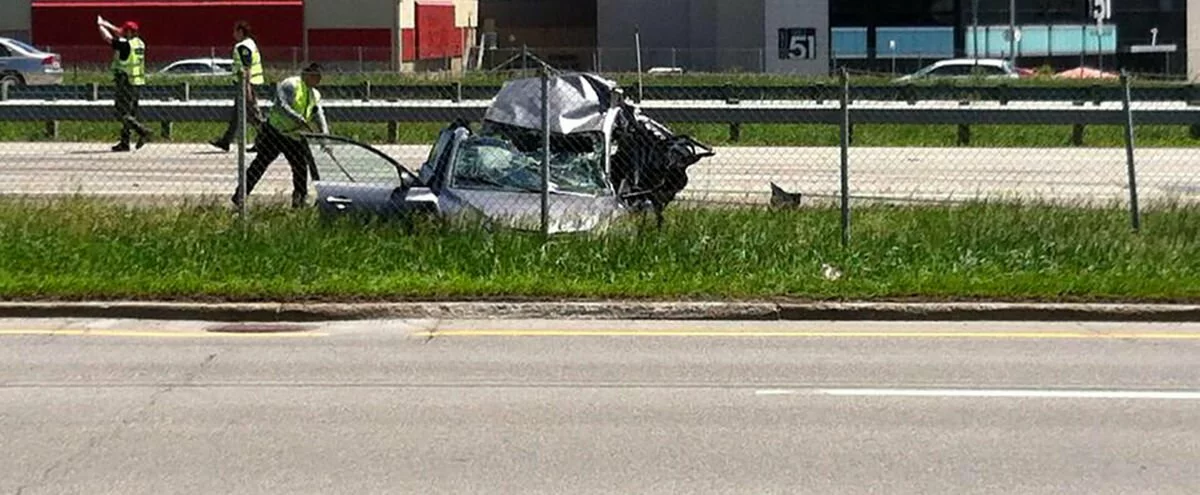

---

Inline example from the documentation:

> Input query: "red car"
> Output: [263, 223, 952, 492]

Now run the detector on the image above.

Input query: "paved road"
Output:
[0, 142, 1197, 205]
[3, 318, 1200, 494]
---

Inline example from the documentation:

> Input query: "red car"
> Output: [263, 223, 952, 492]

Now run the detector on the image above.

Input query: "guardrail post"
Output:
[181, 82, 190, 102]
[998, 84, 1009, 106]
[89, 82, 99, 101]
[362, 81, 371, 102]
[1071, 100, 1085, 146]
[729, 123, 741, 142]
[160, 121, 172, 140]
[453, 82, 463, 103]
[957, 101, 971, 146]
[387, 122, 400, 144]
[44, 121, 58, 139]
[0, 83, 7, 101]
[1188, 85, 1200, 138]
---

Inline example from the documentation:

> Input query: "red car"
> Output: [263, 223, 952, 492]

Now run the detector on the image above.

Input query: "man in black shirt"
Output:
[98, 17, 152, 152]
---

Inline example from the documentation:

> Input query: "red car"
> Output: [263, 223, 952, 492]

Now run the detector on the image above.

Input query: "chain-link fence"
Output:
[1, 63, 1196, 239]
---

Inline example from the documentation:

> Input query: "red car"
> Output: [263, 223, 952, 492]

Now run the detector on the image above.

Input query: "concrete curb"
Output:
[1, 301, 1199, 322]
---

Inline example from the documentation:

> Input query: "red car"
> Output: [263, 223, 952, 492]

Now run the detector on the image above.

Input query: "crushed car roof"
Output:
[483, 72, 619, 135]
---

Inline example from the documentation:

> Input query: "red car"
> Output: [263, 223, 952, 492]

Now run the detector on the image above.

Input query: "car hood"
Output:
[447, 188, 625, 234]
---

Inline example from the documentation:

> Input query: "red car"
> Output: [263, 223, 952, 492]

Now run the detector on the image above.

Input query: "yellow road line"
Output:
[0, 329, 326, 339]
[429, 330, 1200, 340]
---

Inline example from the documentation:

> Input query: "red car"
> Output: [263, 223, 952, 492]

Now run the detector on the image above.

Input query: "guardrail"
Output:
[5, 82, 1200, 105]
[3, 99, 1197, 145]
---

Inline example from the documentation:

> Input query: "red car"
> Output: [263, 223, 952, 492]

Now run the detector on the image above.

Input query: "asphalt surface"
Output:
[3, 319, 1200, 494]
[1, 142, 1197, 205]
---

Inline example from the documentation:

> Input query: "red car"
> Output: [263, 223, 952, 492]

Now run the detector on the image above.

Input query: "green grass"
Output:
[3, 120, 1196, 148]
[1, 199, 1197, 302]
[59, 68, 1184, 88]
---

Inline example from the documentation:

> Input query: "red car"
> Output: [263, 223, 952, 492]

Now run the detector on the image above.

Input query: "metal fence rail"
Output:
[6, 82, 1200, 104]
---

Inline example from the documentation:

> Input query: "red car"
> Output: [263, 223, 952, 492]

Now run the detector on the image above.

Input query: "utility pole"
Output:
[1009, 0, 1017, 64]
[972, 0, 979, 59]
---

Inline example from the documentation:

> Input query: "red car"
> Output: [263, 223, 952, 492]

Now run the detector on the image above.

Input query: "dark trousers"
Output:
[216, 82, 261, 146]
[239, 123, 319, 204]
[114, 73, 150, 145]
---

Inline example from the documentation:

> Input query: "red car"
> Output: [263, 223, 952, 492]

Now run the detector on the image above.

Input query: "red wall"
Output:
[33, 1, 302, 59]
[415, 2, 462, 60]
[31, 0, 463, 65]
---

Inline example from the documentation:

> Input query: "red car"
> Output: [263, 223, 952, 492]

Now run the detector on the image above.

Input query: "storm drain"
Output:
[205, 323, 316, 334]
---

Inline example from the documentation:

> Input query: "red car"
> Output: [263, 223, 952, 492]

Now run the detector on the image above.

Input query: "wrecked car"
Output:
[303, 72, 715, 233]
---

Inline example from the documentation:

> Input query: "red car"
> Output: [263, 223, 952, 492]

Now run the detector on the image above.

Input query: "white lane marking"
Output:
[756, 388, 1200, 400]
[754, 389, 797, 396]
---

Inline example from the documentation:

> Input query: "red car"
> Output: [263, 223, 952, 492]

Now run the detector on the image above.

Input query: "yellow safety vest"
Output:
[233, 38, 265, 86]
[111, 37, 146, 86]
[268, 77, 318, 137]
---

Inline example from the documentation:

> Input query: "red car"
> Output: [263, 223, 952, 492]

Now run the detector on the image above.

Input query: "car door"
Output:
[304, 134, 435, 218]
[0, 43, 14, 76]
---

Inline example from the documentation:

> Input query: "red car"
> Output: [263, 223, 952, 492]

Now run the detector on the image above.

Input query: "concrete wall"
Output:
[762, 0, 828, 74]
[597, 0, 827, 74]
[715, 1, 764, 71]
[0, 0, 32, 42]
[1190, 0, 1200, 80]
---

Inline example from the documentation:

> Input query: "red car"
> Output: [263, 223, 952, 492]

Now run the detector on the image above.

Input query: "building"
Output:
[4, 0, 476, 71]
[834, 0, 1189, 75]
[475, 0, 1195, 77]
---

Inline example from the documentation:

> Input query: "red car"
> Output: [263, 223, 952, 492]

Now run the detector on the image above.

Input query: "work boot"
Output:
[291, 192, 308, 209]
[111, 142, 131, 152]
[209, 139, 230, 152]
[135, 131, 151, 150]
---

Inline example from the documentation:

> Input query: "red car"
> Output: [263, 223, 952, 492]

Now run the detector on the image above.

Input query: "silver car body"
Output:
[0, 37, 63, 86]
[305, 72, 713, 234]
[893, 58, 1019, 82]
[158, 58, 235, 77]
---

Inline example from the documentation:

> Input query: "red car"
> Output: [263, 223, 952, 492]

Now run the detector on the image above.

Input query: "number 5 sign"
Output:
[1092, 0, 1112, 20]
[778, 28, 818, 60]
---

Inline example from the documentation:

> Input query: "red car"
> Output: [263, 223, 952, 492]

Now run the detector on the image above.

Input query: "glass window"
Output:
[450, 135, 608, 195]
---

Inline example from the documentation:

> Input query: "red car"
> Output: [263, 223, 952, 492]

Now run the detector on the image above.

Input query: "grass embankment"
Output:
[1, 199, 1196, 302]
[2, 121, 1196, 148]
[9, 71, 1193, 146]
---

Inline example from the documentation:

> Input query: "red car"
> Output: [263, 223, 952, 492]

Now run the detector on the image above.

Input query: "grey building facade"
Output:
[596, 0, 830, 74]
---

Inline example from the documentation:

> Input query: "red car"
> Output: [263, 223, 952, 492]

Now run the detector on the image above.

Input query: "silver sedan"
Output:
[0, 37, 63, 87]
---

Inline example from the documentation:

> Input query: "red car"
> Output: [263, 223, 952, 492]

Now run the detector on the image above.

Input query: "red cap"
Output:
[121, 21, 139, 32]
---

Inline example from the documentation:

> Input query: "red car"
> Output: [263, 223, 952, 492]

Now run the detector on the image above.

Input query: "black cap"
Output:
[301, 63, 323, 75]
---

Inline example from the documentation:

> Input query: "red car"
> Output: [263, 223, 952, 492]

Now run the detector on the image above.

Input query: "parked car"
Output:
[0, 37, 63, 87]
[302, 72, 715, 233]
[157, 58, 234, 77]
[893, 58, 1021, 82]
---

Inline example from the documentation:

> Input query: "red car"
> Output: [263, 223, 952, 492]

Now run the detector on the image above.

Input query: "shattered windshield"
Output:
[450, 134, 609, 195]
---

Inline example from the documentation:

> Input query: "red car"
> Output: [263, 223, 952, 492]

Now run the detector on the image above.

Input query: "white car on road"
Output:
[157, 58, 234, 77]
[893, 58, 1021, 82]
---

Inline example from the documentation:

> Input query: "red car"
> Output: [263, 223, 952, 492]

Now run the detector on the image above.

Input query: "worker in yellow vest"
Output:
[232, 63, 328, 209]
[210, 21, 265, 152]
[97, 16, 152, 152]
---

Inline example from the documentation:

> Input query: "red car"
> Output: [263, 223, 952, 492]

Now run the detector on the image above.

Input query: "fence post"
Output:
[540, 66, 551, 239]
[839, 67, 851, 247]
[1120, 70, 1141, 232]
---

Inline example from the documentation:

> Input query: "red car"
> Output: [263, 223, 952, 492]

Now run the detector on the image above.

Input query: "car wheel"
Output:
[0, 73, 23, 88]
